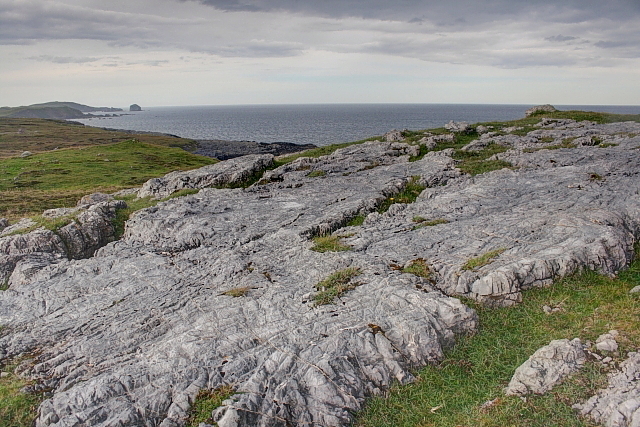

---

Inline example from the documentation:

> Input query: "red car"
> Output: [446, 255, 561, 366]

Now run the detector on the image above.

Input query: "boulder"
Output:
[77, 192, 114, 207]
[383, 129, 404, 142]
[20, 151, 32, 158]
[137, 154, 274, 199]
[444, 120, 472, 134]
[525, 104, 558, 117]
[505, 338, 586, 395]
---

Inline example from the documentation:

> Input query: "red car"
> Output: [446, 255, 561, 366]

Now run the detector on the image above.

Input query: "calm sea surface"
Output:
[74, 104, 640, 147]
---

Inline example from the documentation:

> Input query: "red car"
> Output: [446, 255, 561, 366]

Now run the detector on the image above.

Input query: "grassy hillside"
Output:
[0, 140, 216, 219]
[0, 118, 197, 157]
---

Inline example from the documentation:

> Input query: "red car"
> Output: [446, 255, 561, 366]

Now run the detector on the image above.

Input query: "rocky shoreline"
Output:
[1, 113, 639, 426]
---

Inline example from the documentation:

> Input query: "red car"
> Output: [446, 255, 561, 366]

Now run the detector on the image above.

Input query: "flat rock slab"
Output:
[504, 338, 586, 396]
[0, 122, 640, 426]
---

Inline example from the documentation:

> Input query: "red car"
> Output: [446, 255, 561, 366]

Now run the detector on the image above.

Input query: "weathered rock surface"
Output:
[0, 218, 9, 232]
[137, 154, 274, 199]
[504, 338, 586, 396]
[0, 201, 125, 285]
[444, 120, 472, 133]
[525, 104, 558, 117]
[575, 352, 640, 427]
[0, 118, 639, 426]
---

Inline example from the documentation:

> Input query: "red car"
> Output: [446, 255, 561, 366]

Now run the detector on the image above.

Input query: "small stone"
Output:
[630, 285, 640, 294]
[596, 340, 618, 352]
[20, 151, 32, 158]
[543, 305, 553, 313]
[0, 372, 9, 378]
[601, 357, 613, 364]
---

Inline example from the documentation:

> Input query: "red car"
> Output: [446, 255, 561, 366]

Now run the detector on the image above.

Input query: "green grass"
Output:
[462, 248, 507, 271]
[412, 217, 449, 228]
[314, 267, 362, 305]
[307, 170, 327, 177]
[346, 214, 367, 227]
[311, 235, 352, 253]
[0, 117, 198, 158]
[0, 359, 44, 427]
[0, 140, 216, 220]
[378, 177, 426, 213]
[402, 259, 433, 279]
[355, 246, 640, 427]
[186, 385, 235, 427]
[452, 144, 512, 176]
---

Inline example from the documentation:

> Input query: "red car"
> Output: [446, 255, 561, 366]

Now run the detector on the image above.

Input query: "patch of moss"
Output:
[186, 385, 235, 427]
[402, 258, 432, 279]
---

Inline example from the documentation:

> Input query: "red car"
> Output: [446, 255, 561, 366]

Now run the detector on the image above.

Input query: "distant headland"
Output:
[0, 101, 124, 119]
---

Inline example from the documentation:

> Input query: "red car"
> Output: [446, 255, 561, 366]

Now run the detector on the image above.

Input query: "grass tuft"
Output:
[462, 248, 507, 271]
[402, 258, 432, 279]
[186, 385, 235, 427]
[413, 218, 449, 229]
[222, 287, 251, 298]
[314, 267, 362, 305]
[311, 235, 352, 253]
[307, 170, 326, 178]
[378, 176, 426, 213]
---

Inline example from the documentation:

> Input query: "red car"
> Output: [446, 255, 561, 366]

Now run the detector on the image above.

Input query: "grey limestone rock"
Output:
[504, 338, 586, 396]
[1, 123, 640, 426]
[137, 154, 274, 199]
[596, 331, 620, 353]
[525, 104, 558, 117]
[20, 150, 33, 158]
[444, 120, 472, 133]
[0, 201, 125, 285]
[631, 286, 640, 294]
[575, 352, 640, 427]
[383, 129, 404, 142]
[0, 218, 37, 237]
[0, 218, 8, 233]
[77, 192, 114, 207]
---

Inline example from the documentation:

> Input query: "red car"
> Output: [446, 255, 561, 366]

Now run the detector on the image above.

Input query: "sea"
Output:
[74, 104, 640, 147]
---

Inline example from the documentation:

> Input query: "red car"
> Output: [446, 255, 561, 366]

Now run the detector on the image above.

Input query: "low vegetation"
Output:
[187, 385, 235, 427]
[314, 267, 362, 305]
[412, 217, 449, 228]
[378, 176, 426, 213]
[222, 287, 251, 298]
[0, 117, 198, 157]
[355, 246, 640, 427]
[311, 235, 352, 253]
[0, 359, 44, 427]
[0, 140, 216, 220]
[402, 258, 432, 279]
[462, 248, 507, 271]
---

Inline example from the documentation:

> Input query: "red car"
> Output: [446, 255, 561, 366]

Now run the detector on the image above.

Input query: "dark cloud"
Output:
[546, 35, 578, 42]
[193, 0, 640, 23]
[199, 40, 304, 57]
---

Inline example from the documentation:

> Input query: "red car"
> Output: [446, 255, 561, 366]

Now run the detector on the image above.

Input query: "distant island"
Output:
[0, 101, 123, 119]
[130, 104, 142, 111]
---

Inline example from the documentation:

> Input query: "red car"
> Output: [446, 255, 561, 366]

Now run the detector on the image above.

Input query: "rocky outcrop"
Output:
[196, 140, 317, 161]
[130, 104, 142, 112]
[137, 154, 274, 199]
[444, 120, 473, 133]
[504, 339, 586, 395]
[575, 352, 640, 427]
[0, 119, 639, 426]
[525, 104, 558, 117]
[0, 199, 125, 285]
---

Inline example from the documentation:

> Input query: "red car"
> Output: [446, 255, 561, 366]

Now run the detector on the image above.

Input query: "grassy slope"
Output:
[0, 140, 216, 219]
[0, 118, 197, 158]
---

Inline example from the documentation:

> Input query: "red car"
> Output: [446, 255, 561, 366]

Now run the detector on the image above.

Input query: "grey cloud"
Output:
[29, 55, 100, 64]
[193, 0, 640, 23]
[0, 0, 190, 44]
[546, 35, 578, 42]
[200, 40, 304, 57]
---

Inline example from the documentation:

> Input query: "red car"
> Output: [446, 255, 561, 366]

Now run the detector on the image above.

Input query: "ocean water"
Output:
[74, 104, 640, 147]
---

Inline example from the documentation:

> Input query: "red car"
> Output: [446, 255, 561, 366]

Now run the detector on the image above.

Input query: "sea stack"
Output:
[129, 104, 142, 111]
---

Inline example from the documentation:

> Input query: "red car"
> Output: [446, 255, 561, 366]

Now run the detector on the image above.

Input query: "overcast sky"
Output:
[1, 0, 639, 107]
